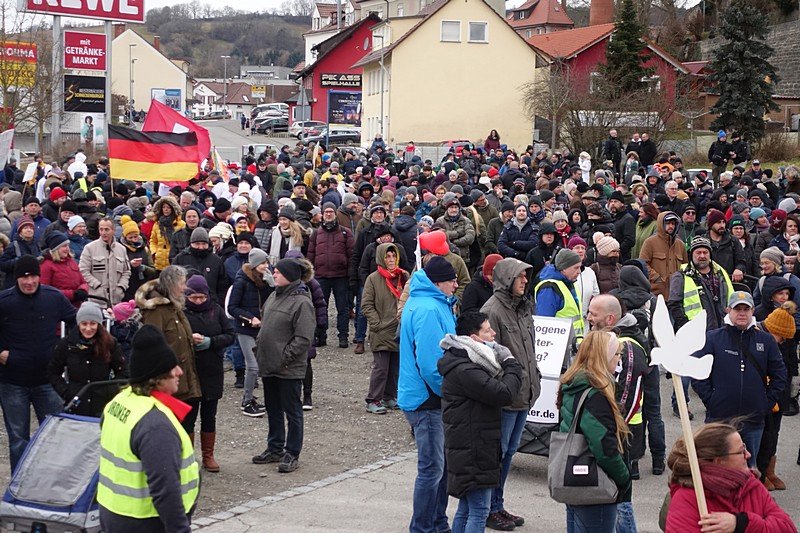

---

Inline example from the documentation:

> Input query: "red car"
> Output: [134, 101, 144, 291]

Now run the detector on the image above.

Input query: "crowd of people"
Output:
[0, 127, 798, 532]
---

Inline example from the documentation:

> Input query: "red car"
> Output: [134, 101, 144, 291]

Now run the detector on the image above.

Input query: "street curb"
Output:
[191, 451, 418, 530]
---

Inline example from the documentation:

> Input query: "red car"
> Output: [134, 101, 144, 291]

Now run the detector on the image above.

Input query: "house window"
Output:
[526, 29, 532, 38]
[468, 22, 488, 43]
[397, 3, 403, 16]
[590, 72, 602, 94]
[642, 75, 661, 92]
[441, 20, 460, 42]
[536, 27, 543, 34]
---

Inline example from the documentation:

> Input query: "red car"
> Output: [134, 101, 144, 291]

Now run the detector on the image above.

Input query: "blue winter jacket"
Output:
[692, 319, 787, 422]
[534, 264, 578, 318]
[0, 284, 76, 387]
[224, 252, 248, 284]
[398, 270, 456, 411]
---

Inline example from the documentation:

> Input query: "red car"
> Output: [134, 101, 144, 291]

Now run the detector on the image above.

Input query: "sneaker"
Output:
[498, 509, 524, 527]
[252, 449, 284, 464]
[278, 453, 299, 473]
[672, 406, 694, 420]
[630, 460, 640, 480]
[486, 511, 515, 531]
[382, 399, 399, 410]
[338, 339, 349, 349]
[652, 456, 665, 476]
[302, 396, 313, 411]
[242, 399, 266, 418]
[366, 401, 387, 414]
[354, 342, 365, 354]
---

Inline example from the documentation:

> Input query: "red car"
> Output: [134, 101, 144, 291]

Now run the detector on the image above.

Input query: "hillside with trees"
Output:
[144, 2, 310, 78]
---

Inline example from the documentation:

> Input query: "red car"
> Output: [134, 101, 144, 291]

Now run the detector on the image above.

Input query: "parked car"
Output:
[251, 103, 289, 119]
[201, 110, 231, 120]
[303, 127, 361, 146]
[241, 143, 277, 167]
[289, 120, 326, 139]
[687, 168, 713, 180]
[254, 117, 289, 135]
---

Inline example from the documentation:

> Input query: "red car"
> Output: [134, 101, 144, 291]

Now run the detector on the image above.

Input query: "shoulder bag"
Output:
[548, 388, 619, 505]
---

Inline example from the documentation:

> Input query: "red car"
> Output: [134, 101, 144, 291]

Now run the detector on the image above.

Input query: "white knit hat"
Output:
[593, 231, 620, 256]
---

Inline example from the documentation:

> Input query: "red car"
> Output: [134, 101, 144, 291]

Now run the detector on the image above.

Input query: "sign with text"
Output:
[0, 42, 37, 87]
[20, 0, 145, 23]
[64, 74, 105, 113]
[527, 316, 572, 424]
[64, 31, 106, 71]
[321, 73, 361, 88]
[251, 85, 266, 99]
[151, 88, 181, 111]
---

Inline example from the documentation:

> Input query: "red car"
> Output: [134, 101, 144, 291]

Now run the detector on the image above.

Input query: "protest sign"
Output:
[527, 316, 572, 424]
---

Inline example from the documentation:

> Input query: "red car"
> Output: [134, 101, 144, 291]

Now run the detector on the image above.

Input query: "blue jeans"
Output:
[355, 286, 367, 343]
[318, 277, 350, 342]
[671, 375, 692, 412]
[739, 422, 765, 468]
[641, 369, 666, 460]
[615, 502, 637, 533]
[0, 382, 64, 472]
[262, 377, 304, 458]
[490, 409, 528, 513]
[566, 503, 618, 533]
[452, 488, 491, 533]
[404, 409, 449, 533]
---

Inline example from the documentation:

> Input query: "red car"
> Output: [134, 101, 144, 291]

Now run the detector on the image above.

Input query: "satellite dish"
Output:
[364, 37, 370, 50]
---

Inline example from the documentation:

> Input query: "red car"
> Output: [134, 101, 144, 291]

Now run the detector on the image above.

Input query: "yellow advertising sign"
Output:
[251, 85, 266, 99]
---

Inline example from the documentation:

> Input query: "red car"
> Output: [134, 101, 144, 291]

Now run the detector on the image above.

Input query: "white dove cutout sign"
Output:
[651, 294, 713, 516]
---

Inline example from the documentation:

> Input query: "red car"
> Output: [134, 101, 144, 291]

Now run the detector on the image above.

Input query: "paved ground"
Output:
[196, 118, 293, 165]
[192, 378, 800, 532]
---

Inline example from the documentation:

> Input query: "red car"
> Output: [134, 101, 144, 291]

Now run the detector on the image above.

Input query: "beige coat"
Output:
[79, 238, 131, 305]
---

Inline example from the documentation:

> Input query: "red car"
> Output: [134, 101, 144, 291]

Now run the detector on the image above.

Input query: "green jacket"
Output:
[632, 219, 656, 259]
[559, 371, 631, 502]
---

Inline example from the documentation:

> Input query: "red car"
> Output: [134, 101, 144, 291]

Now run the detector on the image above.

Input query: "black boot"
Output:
[234, 368, 244, 389]
[630, 460, 640, 480]
[785, 396, 799, 417]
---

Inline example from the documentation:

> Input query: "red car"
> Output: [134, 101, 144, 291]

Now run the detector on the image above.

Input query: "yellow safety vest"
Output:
[97, 387, 199, 519]
[618, 336, 646, 426]
[534, 279, 585, 339]
[681, 262, 734, 321]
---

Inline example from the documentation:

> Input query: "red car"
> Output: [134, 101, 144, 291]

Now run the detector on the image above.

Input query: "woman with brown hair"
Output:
[557, 330, 631, 533]
[665, 422, 795, 532]
[265, 206, 308, 265]
[48, 302, 128, 417]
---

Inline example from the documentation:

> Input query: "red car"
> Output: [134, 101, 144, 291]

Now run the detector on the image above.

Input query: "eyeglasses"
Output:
[721, 444, 748, 457]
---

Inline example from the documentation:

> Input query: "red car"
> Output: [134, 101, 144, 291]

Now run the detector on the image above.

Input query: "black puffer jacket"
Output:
[173, 247, 229, 304]
[47, 328, 128, 417]
[184, 301, 235, 400]
[461, 273, 493, 314]
[228, 264, 273, 337]
[437, 334, 522, 499]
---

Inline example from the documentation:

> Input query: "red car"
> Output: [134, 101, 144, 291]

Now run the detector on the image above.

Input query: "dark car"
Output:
[255, 117, 289, 135]
[303, 127, 361, 146]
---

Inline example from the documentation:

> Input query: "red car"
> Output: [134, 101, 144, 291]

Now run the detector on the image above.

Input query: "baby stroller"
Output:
[0, 380, 126, 533]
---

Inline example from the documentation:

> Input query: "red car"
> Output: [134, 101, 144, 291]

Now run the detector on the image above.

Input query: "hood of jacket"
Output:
[153, 195, 182, 220]
[375, 242, 401, 269]
[612, 265, 652, 310]
[408, 269, 456, 307]
[655, 210, 678, 241]
[561, 370, 592, 397]
[394, 214, 416, 232]
[284, 250, 315, 283]
[439, 334, 503, 377]
[615, 312, 639, 330]
[762, 275, 794, 302]
[492, 258, 532, 298]
[134, 279, 172, 310]
[4, 190, 21, 212]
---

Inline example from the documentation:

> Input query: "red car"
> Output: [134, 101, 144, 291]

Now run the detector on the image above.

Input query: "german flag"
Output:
[108, 125, 199, 182]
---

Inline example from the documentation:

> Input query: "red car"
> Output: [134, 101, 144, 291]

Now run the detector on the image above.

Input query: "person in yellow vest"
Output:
[98, 324, 199, 533]
[533, 248, 585, 341]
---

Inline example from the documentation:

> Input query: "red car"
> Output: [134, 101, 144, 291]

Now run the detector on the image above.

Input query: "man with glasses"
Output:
[692, 291, 786, 467]
[677, 204, 701, 253]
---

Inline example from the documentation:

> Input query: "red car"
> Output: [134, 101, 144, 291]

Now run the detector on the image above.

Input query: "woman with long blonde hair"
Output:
[266, 206, 308, 265]
[556, 330, 631, 533]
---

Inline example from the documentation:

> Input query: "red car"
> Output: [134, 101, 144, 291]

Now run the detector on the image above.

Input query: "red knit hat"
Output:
[482, 254, 503, 278]
[49, 187, 67, 201]
[706, 208, 726, 229]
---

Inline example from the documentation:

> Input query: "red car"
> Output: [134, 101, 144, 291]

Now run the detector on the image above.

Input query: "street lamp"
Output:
[221, 55, 231, 117]
[372, 35, 386, 138]
[128, 44, 136, 125]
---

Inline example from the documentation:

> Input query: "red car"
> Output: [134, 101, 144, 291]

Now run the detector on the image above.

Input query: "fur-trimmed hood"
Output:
[283, 250, 315, 283]
[152, 195, 182, 220]
[134, 279, 172, 310]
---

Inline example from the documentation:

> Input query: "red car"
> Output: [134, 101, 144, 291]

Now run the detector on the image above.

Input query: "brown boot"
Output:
[354, 342, 365, 354]
[766, 456, 786, 490]
[201, 432, 220, 473]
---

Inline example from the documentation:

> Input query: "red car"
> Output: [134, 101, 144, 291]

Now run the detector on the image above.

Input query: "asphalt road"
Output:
[195, 118, 296, 167]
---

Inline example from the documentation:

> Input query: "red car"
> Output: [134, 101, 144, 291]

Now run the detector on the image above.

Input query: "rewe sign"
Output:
[19, 0, 144, 23]
[64, 31, 105, 71]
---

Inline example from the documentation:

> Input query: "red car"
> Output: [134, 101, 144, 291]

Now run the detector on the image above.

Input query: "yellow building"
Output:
[353, 0, 544, 151]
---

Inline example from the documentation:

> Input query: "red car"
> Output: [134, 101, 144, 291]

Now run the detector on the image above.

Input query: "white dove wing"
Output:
[674, 308, 708, 355]
[670, 353, 714, 380]
[651, 295, 675, 349]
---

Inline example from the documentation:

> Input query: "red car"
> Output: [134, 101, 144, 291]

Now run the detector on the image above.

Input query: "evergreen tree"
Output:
[708, 0, 779, 140]
[599, 0, 652, 96]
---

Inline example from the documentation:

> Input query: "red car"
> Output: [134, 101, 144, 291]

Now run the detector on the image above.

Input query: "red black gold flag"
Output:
[108, 124, 199, 182]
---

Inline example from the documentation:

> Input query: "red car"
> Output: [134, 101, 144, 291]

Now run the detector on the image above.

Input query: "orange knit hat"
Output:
[764, 301, 797, 340]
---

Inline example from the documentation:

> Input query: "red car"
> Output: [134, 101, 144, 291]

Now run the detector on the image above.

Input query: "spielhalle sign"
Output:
[320, 73, 361, 88]
[64, 31, 105, 71]
[19, 0, 145, 23]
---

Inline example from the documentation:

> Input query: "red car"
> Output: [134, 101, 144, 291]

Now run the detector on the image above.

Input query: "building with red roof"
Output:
[506, 0, 574, 39]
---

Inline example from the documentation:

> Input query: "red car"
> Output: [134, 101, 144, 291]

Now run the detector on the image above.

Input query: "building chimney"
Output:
[153, 35, 160, 51]
[589, 0, 614, 26]
[114, 23, 126, 38]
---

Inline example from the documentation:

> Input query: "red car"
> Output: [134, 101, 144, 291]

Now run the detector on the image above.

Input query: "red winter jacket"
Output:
[40, 256, 89, 308]
[666, 470, 796, 533]
[307, 223, 353, 279]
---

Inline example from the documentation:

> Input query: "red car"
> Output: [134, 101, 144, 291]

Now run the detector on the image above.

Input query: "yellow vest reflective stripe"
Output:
[534, 279, 585, 338]
[618, 336, 645, 426]
[76, 177, 88, 192]
[97, 387, 199, 519]
[681, 262, 734, 321]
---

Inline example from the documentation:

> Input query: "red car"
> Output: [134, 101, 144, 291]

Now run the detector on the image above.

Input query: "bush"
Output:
[753, 133, 796, 162]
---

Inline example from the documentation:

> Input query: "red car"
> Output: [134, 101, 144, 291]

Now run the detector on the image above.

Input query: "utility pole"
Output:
[52, 16, 62, 151]
[128, 44, 136, 125]
[221, 55, 230, 116]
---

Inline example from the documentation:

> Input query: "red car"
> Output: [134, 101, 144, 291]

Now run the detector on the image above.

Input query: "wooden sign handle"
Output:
[671, 373, 708, 516]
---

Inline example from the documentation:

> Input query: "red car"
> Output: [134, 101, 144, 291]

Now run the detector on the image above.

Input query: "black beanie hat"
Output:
[214, 198, 232, 213]
[275, 257, 304, 283]
[129, 325, 179, 384]
[14, 255, 40, 279]
[424, 255, 457, 283]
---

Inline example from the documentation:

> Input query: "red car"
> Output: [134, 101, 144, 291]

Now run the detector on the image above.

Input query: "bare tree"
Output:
[520, 60, 574, 149]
